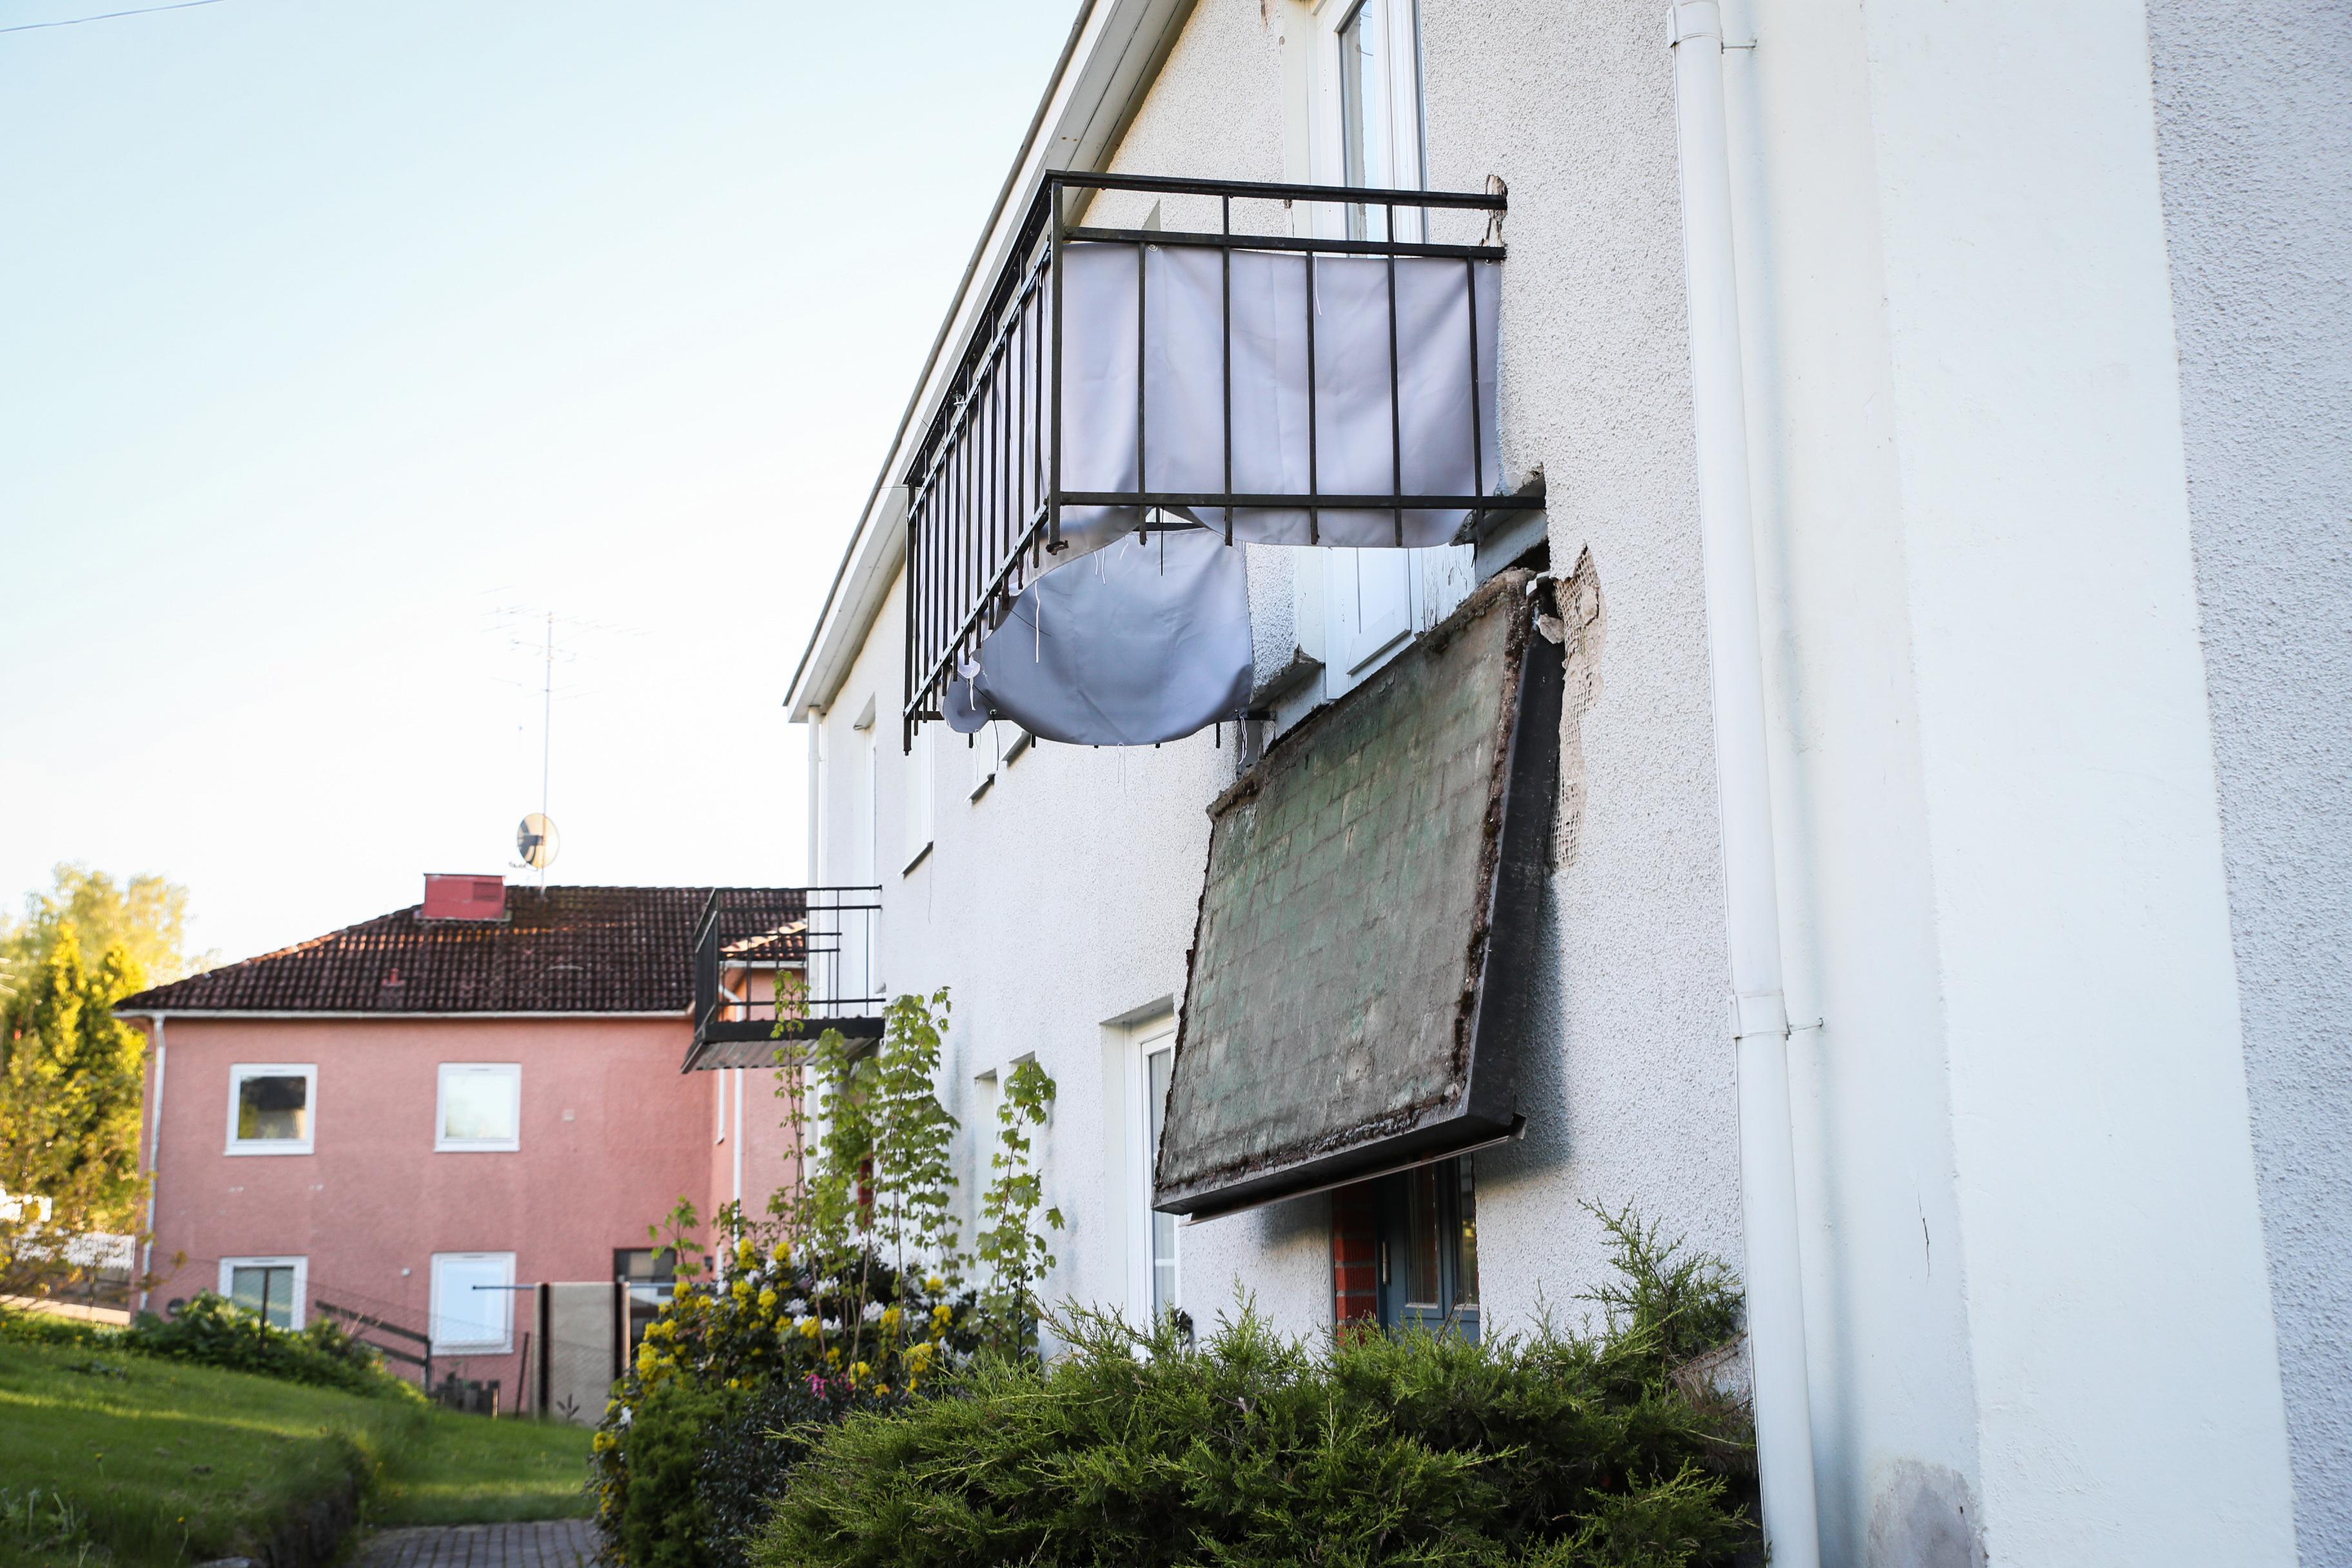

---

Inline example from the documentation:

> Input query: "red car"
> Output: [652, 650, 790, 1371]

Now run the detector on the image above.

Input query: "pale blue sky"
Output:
[0, 0, 1076, 965]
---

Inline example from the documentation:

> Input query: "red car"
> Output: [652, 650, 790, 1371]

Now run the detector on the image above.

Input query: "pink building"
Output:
[115, 878, 818, 1419]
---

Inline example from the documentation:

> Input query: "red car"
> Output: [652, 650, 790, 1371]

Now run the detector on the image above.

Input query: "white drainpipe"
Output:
[1667, 5, 1823, 1565]
[140, 1012, 167, 1311]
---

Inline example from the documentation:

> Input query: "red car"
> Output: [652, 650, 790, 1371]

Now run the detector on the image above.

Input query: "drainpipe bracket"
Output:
[1730, 990, 1789, 1044]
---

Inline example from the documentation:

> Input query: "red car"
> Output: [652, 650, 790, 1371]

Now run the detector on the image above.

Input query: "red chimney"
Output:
[423, 873, 507, 921]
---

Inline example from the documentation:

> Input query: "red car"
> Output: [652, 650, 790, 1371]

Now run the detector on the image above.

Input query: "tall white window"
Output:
[219, 1255, 307, 1329]
[855, 718, 879, 883]
[225, 1064, 316, 1155]
[436, 1063, 521, 1152]
[1335, 0, 1422, 239]
[967, 721, 1000, 801]
[1315, 0, 1466, 700]
[429, 1251, 515, 1353]
[903, 725, 936, 873]
[1130, 1023, 1180, 1322]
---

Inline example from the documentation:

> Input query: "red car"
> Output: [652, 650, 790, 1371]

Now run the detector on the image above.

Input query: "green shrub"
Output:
[0, 1291, 422, 1402]
[119, 1291, 418, 1400]
[594, 990, 1066, 1567]
[750, 1222, 1759, 1568]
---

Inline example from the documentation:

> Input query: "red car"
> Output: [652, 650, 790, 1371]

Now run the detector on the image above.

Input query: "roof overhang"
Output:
[785, 0, 1199, 721]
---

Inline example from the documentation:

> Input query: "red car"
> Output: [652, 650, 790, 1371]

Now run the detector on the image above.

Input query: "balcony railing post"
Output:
[1466, 259, 1484, 504]
[1048, 178, 1065, 556]
[1387, 203, 1404, 549]
[1305, 228, 1320, 545]
[1221, 193, 1233, 548]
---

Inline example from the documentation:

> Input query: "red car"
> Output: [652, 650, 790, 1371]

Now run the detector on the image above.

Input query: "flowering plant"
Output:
[591, 988, 1060, 1565]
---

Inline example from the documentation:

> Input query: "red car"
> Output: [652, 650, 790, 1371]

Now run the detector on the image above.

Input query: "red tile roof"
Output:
[117, 885, 806, 1015]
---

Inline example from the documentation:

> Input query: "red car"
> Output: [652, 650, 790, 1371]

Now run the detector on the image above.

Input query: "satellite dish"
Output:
[517, 813, 560, 870]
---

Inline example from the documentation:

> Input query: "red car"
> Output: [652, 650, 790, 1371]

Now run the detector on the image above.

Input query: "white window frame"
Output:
[967, 720, 1000, 802]
[224, 1063, 317, 1155]
[1127, 1020, 1181, 1323]
[217, 1255, 308, 1329]
[1302, 0, 1468, 703]
[903, 724, 936, 874]
[855, 711, 879, 884]
[428, 1250, 516, 1353]
[435, 1063, 522, 1152]
[1308, 0, 1426, 235]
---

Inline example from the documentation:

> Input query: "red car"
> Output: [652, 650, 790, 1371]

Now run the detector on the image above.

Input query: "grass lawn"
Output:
[0, 1336, 422, 1568]
[0, 1337, 594, 1567]
[371, 1409, 592, 1525]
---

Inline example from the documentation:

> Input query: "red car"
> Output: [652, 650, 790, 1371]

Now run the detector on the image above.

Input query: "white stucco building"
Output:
[779, 3, 2350, 1563]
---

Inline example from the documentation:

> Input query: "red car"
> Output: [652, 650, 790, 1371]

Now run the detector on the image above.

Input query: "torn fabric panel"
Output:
[954, 529, 1254, 747]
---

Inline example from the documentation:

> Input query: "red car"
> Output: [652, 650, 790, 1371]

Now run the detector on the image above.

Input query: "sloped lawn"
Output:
[0, 1335, 420, 1567]
[0, 1337, 593, 1566]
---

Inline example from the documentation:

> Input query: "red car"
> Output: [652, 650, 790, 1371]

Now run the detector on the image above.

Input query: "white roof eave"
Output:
[784, 0, 1198, 723]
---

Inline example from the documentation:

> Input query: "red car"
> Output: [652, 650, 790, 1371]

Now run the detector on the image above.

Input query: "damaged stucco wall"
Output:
[1416, 0, 1747, 1349]
[2150, 3, 2352, 1558]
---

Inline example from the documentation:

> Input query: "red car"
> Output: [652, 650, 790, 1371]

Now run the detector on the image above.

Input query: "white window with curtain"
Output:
[436, 1063, 521, 1152]
[429, 1251, 515, 1353]
[219, 1255, 306, 1329]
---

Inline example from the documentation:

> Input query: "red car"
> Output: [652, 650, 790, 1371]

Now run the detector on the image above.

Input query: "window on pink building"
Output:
[226, 1064, 315, 1155]
[436, 1063, 521, 1152]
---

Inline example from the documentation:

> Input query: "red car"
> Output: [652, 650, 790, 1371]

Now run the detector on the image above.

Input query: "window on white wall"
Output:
[856, 718, 879, 885]
[226, 1064, 315, 1155]
[1130, 1023, 1180, 1322]
[219, 1255, 306, 1329]
[967, 721, 999, 801]
[903, 725, 935, 873]
[429, 1251, 515, 1353]
[436, 1063, 521, 1152]
[1337, 0, 1423, 238]
[1314, 0, 1467, 700]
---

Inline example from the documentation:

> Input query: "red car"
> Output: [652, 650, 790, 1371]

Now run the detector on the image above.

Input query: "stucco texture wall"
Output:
[1416, 0, 1745, 1335]
[2149, 4, 2352, 1558]
[815, 0, 1743, 1346]
[1069, 0, 1742, 1338]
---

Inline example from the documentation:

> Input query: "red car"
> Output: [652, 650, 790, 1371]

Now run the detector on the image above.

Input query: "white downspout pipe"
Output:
[1667, 6, 1822, 1566]
[139, 1012, 166, 1312]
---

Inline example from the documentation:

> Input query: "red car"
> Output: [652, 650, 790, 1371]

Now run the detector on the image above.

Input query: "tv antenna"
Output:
[480, 600, 639, 887]
[526, 612, 556, 886]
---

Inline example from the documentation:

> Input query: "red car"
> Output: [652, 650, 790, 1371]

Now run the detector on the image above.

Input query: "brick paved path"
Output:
[357, 1520, 602, 1568]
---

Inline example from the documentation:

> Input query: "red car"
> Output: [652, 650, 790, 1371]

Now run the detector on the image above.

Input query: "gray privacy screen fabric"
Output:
[946, 529, 1253, 747]
[940, 242, 1496, 748]
[1055, 243, 1502, 554]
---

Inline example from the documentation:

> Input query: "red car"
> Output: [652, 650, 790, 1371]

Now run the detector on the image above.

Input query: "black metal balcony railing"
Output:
[902, 171, 1535, 745]
[686, 887, 883, 1071]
